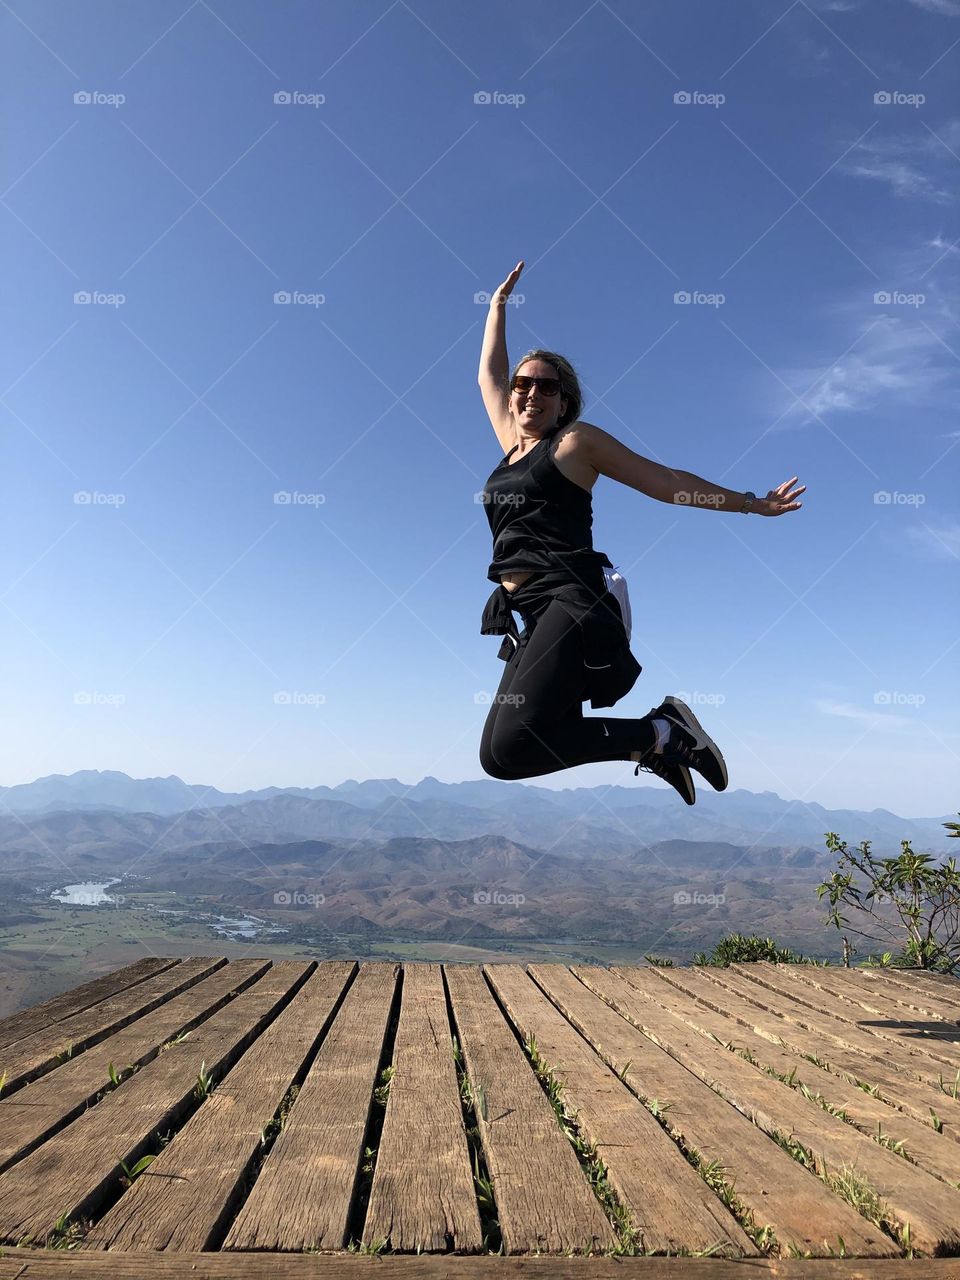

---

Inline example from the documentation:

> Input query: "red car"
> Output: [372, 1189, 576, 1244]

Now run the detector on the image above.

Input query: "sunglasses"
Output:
[511, 375, 562, 396]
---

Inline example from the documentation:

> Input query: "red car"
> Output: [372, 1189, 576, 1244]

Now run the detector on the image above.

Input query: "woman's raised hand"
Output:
[756, 476, 805, 516]
[491, 260, 524, 305]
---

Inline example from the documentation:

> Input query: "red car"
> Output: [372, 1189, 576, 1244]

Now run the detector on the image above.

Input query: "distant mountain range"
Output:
[0, 769, 953, 855]
[1, 770, 954, 966]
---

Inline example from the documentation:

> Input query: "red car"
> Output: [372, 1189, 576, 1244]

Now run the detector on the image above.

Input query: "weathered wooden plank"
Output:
[853, 966, 960, 1022]
[835, 964, 960, 999]
[0, 958, 177, 1052]
[727, 962, 960, 1095]
[80, 961, 355, 1252]
[690, 963, 960, 1138]
[894, 968, 960, 988]
[3, 1246, 960, 1278]
[642, 965, 960, 1190]
[777, 965, 960, 1044]
[805, 967, 960, 1045]
[0, 959, 309, 1244]
[487, 964, 755, 1257]
[0, 957, 226, 1096]
[364, 965, 482, 1253]
[742, 962, 960, 1085]
[222, 963, 398, 1252]
[445, 965, 616, 1255]
[530, 964, 895, 1259]
[589, 965, 960, 1256]
[0, 956, 229, 1174]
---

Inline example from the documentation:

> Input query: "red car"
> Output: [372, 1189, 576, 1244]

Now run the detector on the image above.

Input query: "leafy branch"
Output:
[817, 820, 960, 972]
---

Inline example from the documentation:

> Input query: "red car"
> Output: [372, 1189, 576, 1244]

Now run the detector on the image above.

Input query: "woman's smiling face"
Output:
[511, 358, 568, 432]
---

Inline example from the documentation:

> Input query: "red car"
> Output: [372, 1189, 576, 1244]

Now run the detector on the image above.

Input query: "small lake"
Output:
[46, 885, 289, 938]
[50, 879, 123, 906]
[211, 913, 289, 940]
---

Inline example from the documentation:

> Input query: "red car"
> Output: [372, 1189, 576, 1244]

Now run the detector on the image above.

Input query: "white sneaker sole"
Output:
[661, 695, 728, 791]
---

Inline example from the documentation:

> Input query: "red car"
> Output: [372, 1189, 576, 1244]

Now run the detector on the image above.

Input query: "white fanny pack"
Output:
[602, 563, 632, 643]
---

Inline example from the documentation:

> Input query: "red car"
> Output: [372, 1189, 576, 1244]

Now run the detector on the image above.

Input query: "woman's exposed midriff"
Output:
[500, 570, 537, 593]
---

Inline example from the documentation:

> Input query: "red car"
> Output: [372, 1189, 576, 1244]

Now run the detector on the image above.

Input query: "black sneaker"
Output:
[655, 695, 728, 791]
[634, 743, 696, 806]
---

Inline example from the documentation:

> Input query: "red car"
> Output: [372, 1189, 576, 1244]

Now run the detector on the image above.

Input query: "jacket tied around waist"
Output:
[480, 554, 642, 710]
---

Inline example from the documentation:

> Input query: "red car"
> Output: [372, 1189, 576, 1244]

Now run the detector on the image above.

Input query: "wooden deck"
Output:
[1, 960, 960, 1277]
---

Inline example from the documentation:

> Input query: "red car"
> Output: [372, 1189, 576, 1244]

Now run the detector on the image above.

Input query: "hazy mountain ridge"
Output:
[97, 831, 833, 946]
[0, 770, 951, 856]
[0, 770, 949, 954]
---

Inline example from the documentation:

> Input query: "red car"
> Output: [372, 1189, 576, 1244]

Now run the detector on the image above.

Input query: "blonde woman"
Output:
[477, 261, 804, 805]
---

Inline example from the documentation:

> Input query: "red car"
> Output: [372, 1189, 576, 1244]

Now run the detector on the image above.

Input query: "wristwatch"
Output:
[739, 490, 757, 514]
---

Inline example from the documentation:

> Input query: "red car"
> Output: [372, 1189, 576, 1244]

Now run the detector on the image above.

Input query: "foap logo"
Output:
[673, 890, 725, 907]
[74, 491, 126, 506]
[473, 888, 526, 906]
[673, 490, 725, 507]
[73, 691, 126, 706]
[474, 290, 524, 305]
[674, 90, 725, 108]
[474, 490, 526, 506]
[873, 490, 925, 506]
[473, 90, 526, 108]
[273, 690, 326, 707]
[874, 691, 925, 707]
[873, 90, 925, 108]
[74, 291, 126, 308]
[273, 290, 325, 307]
[675, 690, 726, 707]
[273, 889, 325, 906]
[273, 90, 325, 107]
[474, 691, 526, 706]
[674, 290, 725, 308]
[873, 290, 925, 308]
[74, 90, 125, 108]
[274, 490, 326, 506]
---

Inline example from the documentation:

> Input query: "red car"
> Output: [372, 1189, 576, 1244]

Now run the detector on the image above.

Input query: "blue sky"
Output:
[2, 0, 958, 817]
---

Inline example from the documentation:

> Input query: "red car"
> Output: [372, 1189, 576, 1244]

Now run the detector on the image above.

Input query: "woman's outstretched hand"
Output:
[491, 260, 524, 305]
[755, 476, 805, 516]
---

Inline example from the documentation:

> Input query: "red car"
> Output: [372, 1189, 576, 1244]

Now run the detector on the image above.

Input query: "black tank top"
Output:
[479, 425, 640, 708]
[481, 426, 596, 583]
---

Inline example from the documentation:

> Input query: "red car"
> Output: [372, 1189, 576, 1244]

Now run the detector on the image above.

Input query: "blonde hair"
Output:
[511, 349, 583, 428]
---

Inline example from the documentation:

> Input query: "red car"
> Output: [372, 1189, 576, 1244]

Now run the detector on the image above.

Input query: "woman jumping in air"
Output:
[477, 261, 804, 805]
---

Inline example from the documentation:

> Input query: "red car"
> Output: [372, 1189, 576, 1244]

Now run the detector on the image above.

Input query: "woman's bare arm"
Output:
[581, 422, 804, 516]
[478, 261, 523, 454]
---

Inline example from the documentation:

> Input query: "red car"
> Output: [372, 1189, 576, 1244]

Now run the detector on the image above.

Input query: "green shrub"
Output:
[694, 933, 806, 967]
[817, 820, 960, 972]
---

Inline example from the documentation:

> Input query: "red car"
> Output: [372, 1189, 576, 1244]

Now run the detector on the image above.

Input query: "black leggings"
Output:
[479, 596, 657, 780]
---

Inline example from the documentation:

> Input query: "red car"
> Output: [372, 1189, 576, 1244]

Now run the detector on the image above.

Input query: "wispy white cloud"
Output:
[845, 158, 951, 202]
[792, 34, 835, 73]
[765, 221, 960, 424]
[905, 519, 960, 559]
[906, 0, 960, 14]
[840, 121, 960, 204]
[778, 313, 957, 420]
[816, 698, 916, 730]
[929, 233, 960, 256]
